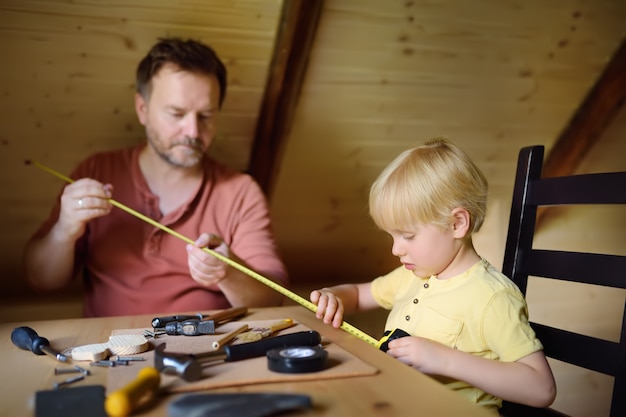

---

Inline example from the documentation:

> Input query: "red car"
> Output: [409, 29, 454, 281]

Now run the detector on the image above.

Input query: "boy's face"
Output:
[388, 222, 462, 279]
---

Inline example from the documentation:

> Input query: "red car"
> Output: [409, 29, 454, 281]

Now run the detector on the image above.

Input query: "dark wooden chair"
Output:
[499, 145, 626, 417]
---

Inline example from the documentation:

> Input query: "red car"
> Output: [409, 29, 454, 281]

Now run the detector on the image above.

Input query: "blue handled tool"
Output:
[11, 326, 68, 362]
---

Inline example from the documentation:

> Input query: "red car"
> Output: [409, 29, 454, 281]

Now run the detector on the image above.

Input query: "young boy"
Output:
[310, 138, 556, 412]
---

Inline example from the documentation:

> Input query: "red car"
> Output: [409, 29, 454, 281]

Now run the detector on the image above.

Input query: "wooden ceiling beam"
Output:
[542, 38, 626, 179]
[248, 0, 324, 198]
[537, 38, 626, 225]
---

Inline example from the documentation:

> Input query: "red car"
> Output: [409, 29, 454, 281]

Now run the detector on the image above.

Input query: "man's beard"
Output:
[147, 129, 205, 168]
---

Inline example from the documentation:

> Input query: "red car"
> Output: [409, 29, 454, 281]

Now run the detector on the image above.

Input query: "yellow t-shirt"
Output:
[371, 258, 543, 411]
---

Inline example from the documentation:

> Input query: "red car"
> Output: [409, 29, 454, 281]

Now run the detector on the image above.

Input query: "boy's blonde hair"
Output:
[369, 138, 488, 234]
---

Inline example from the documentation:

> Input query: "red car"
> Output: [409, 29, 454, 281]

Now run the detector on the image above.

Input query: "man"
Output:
[23, 38, 288, 317]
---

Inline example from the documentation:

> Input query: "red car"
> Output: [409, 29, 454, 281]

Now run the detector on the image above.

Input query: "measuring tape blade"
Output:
[30, 161, 380, 347]
[211, 255, 378, 346]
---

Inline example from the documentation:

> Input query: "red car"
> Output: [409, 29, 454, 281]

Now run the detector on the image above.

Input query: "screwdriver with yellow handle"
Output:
[105, 366, 161, 417]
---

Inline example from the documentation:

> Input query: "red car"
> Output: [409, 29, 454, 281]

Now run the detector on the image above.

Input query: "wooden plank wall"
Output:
[270, 0, 626, 287]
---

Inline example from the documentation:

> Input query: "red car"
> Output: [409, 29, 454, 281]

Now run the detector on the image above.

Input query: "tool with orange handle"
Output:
[105, 366, 160, 417]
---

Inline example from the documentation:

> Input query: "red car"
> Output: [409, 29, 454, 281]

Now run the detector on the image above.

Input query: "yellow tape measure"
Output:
[211, 254, 379, 347]
[29, 160, 380, 347]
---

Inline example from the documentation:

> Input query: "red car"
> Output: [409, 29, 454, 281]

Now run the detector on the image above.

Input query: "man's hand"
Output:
[186, 233, 231, 287]
[58, 179, 113, 239]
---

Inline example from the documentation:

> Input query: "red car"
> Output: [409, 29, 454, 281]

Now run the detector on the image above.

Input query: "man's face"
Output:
[135, 63, 221, 168]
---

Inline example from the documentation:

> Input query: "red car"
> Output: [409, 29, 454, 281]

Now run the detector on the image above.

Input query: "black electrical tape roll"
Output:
[267, 345, 328, 374]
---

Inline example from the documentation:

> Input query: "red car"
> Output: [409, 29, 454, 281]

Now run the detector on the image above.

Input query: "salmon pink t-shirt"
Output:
[33, 144, 288, 317]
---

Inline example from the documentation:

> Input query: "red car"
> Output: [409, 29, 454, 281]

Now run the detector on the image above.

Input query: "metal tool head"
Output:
[165, 319, 217, 336]
[154, 344, 203, 382]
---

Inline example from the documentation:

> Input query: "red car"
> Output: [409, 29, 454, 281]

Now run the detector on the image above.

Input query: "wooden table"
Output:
[0, 306, 492, 416]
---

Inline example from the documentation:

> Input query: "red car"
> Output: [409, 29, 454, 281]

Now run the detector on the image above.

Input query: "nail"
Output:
[115, 356, 146, 362]
[53, 375, 85, 389]
[74, 365, 91, 376]
[90, 360, 115, 367]
[54, 367, 81, 375]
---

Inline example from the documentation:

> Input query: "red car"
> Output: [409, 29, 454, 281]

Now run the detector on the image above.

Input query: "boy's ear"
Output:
[450, 208, 471, 238]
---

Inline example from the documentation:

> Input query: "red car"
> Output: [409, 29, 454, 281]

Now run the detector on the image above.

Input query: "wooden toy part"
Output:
[71, 334, 149, 361]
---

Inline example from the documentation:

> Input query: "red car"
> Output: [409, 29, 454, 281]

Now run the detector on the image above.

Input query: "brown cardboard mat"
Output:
[107, 320, 378, 393]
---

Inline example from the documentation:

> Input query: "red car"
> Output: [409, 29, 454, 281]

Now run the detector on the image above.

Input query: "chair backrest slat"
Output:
[500, 145, 626, 417]
[526, 250, 626, 288]
[529, 172, 626, 206]
[532, 323, 618, 376]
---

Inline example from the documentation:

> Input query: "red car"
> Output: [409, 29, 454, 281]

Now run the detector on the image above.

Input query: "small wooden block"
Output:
[71, 334, 149, 361]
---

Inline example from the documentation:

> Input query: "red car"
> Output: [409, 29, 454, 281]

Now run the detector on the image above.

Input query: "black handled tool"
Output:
[151, 313, 204, 329]
[159, 306, 248, 336]
[154, 330, 321, 381]
[11, 326, 68, 362]
[221, 330, 321, 362]
[168, 393, 312, 417]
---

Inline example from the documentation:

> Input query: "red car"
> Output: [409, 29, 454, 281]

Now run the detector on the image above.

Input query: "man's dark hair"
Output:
[136, 37, 227, 108]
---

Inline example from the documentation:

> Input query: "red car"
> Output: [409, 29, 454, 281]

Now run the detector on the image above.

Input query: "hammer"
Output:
[154, 330, 322, 381]
[157, 306, 248, 336]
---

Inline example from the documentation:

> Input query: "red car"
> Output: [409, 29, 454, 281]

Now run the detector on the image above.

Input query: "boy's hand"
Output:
[310, 288, 345, 328]
[386, 336, 449, 374]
